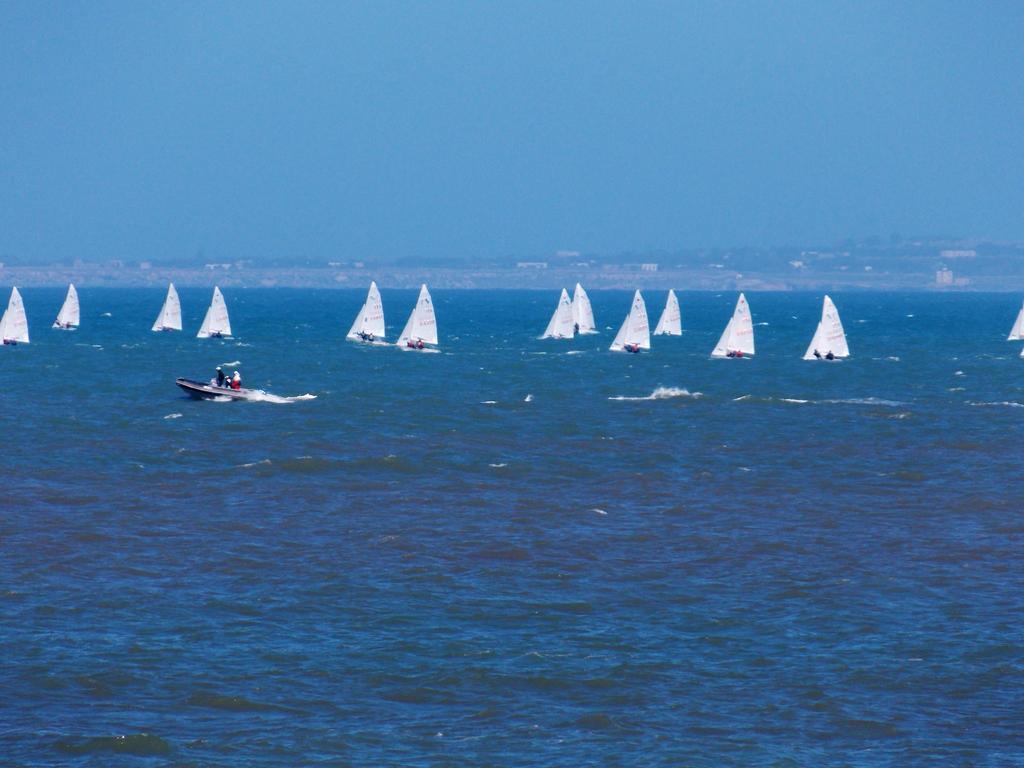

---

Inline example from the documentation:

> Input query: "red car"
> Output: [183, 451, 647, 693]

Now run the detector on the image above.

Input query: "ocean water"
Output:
[2, 288, 1022, 767]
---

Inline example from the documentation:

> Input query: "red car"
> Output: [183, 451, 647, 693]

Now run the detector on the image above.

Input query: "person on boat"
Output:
[813, 350, 822, 359]
[359, 331, 375, 342]
[574, 322, 580, 334]
[625, 343, 640, 353]
[215, 367, 226, 387]
[825, 351, 835, 361]
[231, 370, 241, 390]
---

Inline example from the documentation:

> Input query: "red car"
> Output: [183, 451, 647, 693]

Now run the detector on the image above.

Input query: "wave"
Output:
[609, 387, 702, 401]
[237, 459, 272, 468]
[821, 397, 905, 407]
[968, 400, 1024, 408]
[56, 733, 172, 757]
[524, 394, 534, 402]
[220, 359, 241, 367]
[480, 400, 497, 405]
[163, 413, 182, 420]
[774, 397, 905, 409]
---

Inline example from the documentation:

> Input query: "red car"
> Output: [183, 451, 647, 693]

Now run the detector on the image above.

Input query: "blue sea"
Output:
[2, 288, 1022, 767]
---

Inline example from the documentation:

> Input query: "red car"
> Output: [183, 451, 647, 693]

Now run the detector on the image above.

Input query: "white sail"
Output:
[803, 295, 849, 360]
[347, 281, 386, 341]
[711, 293, 755, 357]
[196, 286, 232, 338]
[396, 284, 438, 347]
[0, 287, 30, 344]
[609, 290, 651, 351]
[541, 288, 575, 339]
[53, 283, 80, 329]
[152, 283, 182, 332]
[571, 283, 597, 334]
[1008, 302, 1024, 341]
[653, 289, 682, 336]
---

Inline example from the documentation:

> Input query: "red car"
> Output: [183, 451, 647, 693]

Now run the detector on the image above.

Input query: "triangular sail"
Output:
[653, 289, 682, 336]
[711, 293, 755, 357]
[571, 283, 597, 334]
[196, 286, 232, 338]
[396, 284, 438, 346]
[541, 288, 575, 339]
[347, 281, 386, 340]
[53, 283, 80, 328]
[0, 287, 30, 344]
[803, 295, 849, 360]
[609, 290, 651, 351]
[152, 283, 182, 331]
[1008, 302, 1024, 341]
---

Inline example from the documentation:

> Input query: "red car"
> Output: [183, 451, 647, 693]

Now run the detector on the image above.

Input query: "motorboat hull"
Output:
[176, 378, 254, 400]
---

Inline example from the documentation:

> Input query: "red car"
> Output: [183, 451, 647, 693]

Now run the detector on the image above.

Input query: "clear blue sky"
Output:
[2, 1, 1022, 263]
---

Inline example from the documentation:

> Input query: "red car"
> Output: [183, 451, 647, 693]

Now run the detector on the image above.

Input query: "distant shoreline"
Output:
[1, 265, 1019, 291]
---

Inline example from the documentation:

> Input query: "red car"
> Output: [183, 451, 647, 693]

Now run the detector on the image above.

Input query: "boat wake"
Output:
[245, 391, 318, 404]
[609, 386, 702, 401]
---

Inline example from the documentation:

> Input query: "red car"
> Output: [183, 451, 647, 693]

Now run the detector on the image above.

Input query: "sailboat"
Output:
[711, 293, 755, 358]
[196, 286, 232, 338]
[609, 290, 650, 353]
[52, 283, 80, 329]
[803, 295, 849, 361]
[541, 288, 575, 339]
[347, 281, 387, 344]
[396, 284, 438, 351]
[152, 283, 182, 332]
[571, 283, 597, 334]
[1, 287, 30, 345]
[653, 289, 682, 336]
[1008, 301, 1024, 341]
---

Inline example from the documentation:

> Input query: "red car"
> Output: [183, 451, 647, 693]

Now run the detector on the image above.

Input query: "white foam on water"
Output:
[822, 397, 905, 407]
[245, 391, 318, 404]
[948, 387, 965, 392]
[488, 462, 508, 468]
[524, 394, 533, 402]
[238, 459, 272, 468]
[733, 394, 752, 401]
[481, 400, 497, 405]
[954, 370, 965, 376]
[756, 322, 770, 326]
[591, 508, 607, 515]
[781, 398, 809, 404]
[968, 401, 1024, 408]
[608, 387, 701, 401]
[221, 360, 241, 367]
[566, 350, 584, 355]
[100, 312, 112, 317]
[163, 413, 182, 420]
